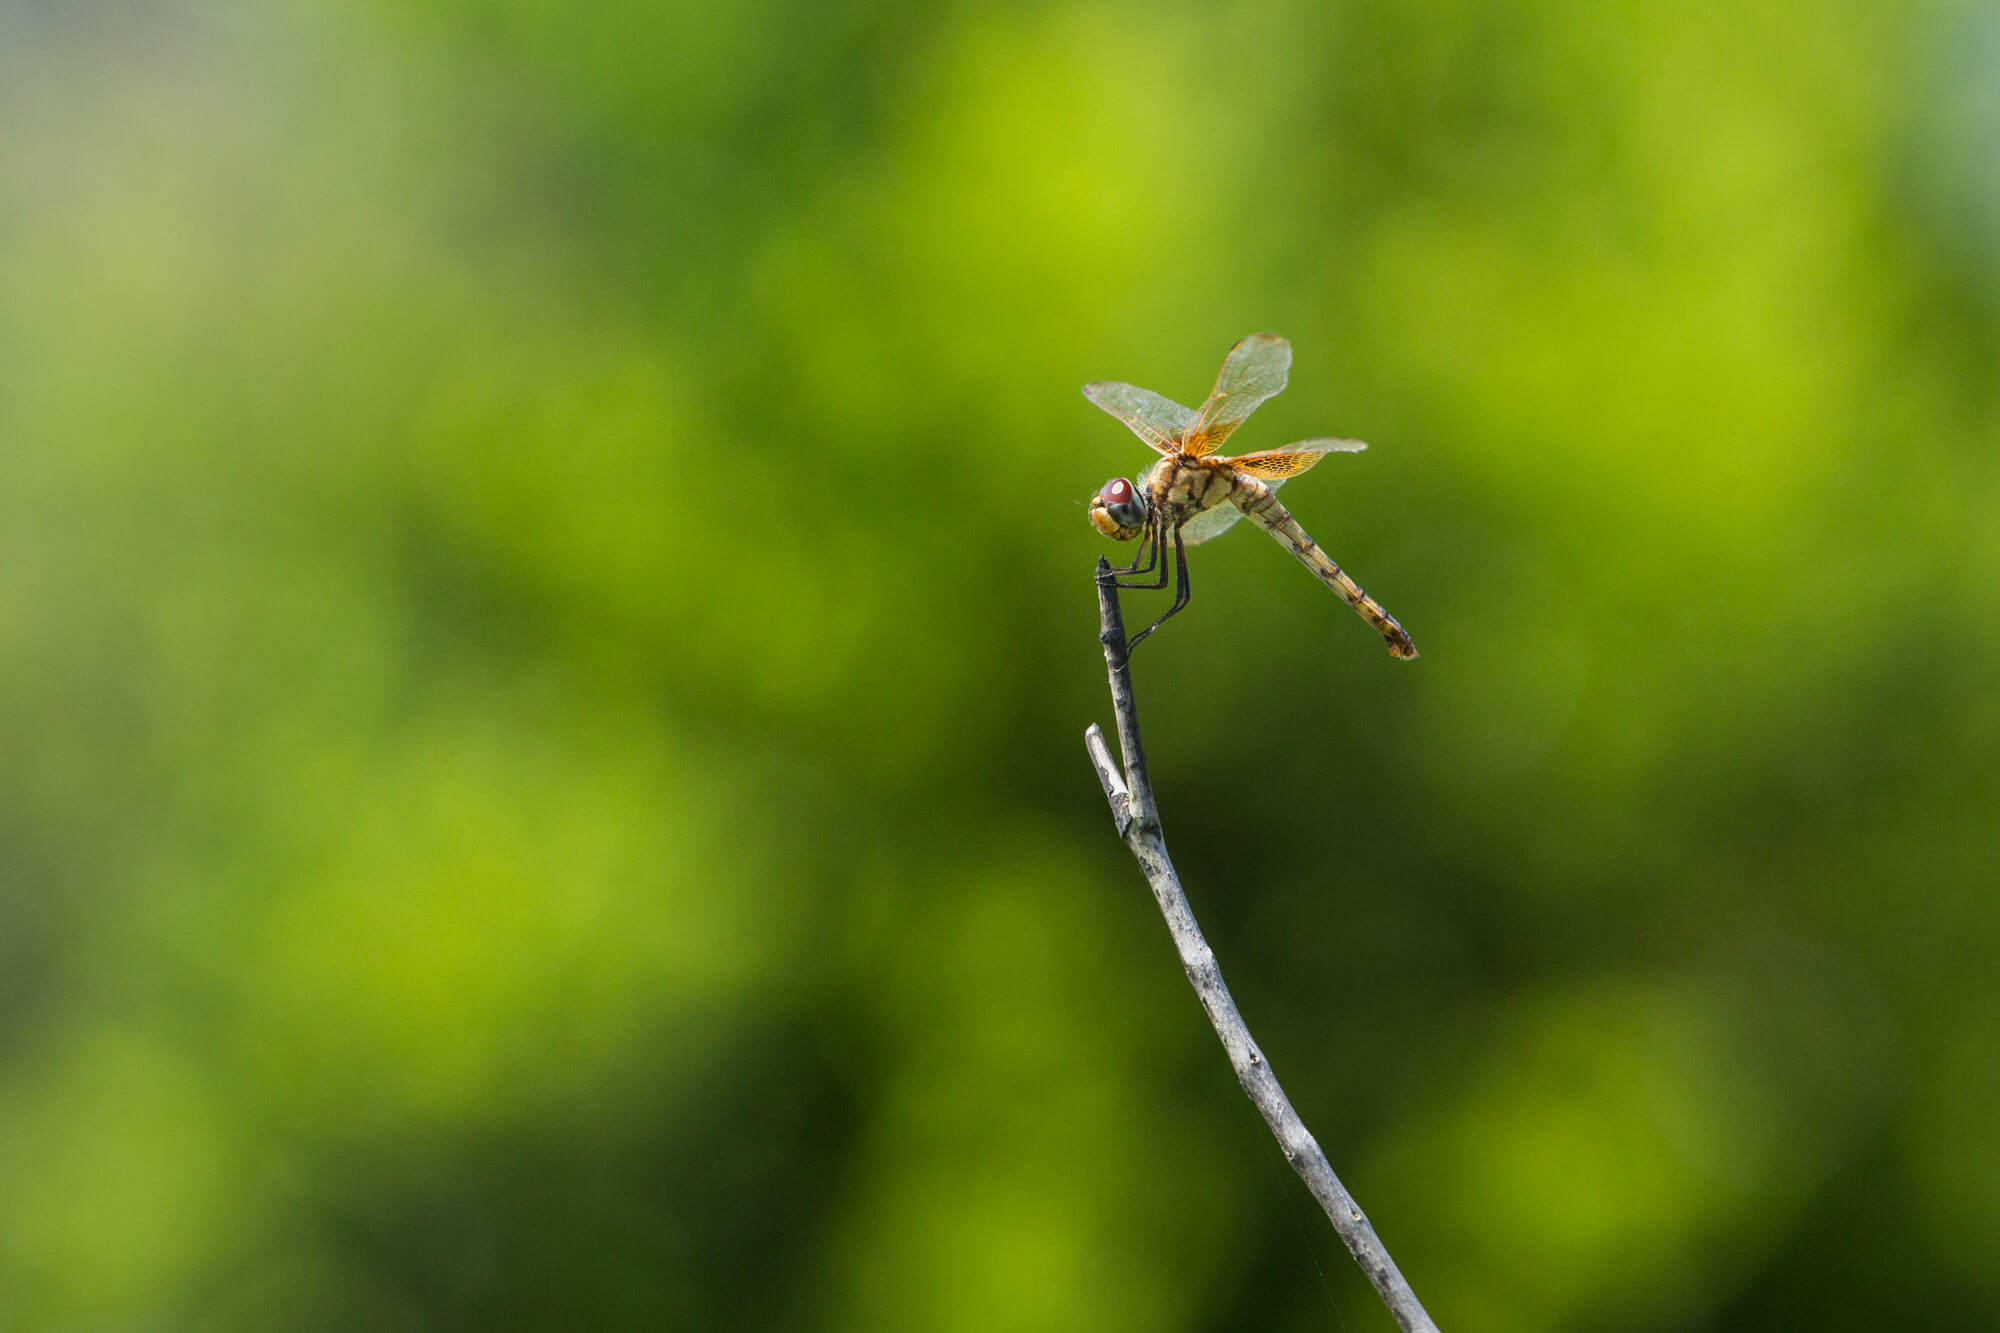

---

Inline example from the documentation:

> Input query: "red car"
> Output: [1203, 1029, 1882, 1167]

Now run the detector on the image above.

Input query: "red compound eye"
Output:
[1093, 477, 1147, 531]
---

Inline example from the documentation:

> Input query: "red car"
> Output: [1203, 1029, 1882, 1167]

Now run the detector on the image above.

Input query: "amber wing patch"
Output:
[1227, 450, 1326, 479]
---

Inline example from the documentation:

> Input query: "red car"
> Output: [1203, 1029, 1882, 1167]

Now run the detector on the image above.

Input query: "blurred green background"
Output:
[4, 0, 1999, 1328]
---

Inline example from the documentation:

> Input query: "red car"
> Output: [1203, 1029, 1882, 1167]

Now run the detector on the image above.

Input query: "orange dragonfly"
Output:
[1085, 333, 1417, 658]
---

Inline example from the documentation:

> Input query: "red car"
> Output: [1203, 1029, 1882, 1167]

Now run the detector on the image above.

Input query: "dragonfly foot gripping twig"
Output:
[1083, 555, 1441, 1333]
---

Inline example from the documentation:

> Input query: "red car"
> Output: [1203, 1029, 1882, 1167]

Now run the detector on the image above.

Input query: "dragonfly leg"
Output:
[1101, 517, 1169, 591]
[1125, 524, 1190, 653]
[1115, 528, 1156, 575]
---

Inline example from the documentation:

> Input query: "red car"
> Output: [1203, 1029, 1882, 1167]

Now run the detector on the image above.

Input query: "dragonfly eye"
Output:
[1096, 477, 1147, 529]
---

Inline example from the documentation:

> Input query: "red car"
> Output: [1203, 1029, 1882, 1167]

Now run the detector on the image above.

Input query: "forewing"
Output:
[1177, 478, 1286, 546]
[1221, 436, 1367, 480]
[1183, 333, 1292, 456]
[1081, 381, 1196, 456]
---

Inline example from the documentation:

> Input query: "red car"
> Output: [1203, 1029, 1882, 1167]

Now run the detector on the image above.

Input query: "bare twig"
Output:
[1085, 556, 1441, 1333]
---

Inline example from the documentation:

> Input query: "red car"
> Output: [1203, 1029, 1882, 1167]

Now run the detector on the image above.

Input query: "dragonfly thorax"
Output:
[1088, 476, 1149, 540]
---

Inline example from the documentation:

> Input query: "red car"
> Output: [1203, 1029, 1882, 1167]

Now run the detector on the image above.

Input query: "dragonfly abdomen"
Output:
[1233, 481, 1418, 659]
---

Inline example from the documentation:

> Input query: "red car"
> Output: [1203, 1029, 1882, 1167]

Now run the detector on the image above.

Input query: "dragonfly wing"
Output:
[1221, 436, 1367, 480]
[1178, 478, 1285, 546]
[1183, 333, 1292, 457]
[1082, 381, 1197, 456]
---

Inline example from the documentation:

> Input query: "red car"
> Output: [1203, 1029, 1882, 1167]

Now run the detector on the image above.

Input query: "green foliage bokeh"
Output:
[4, 1, 1999, 1328]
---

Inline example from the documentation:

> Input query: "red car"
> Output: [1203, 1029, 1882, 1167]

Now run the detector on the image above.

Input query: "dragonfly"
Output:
[1085, 332, 1417, 658]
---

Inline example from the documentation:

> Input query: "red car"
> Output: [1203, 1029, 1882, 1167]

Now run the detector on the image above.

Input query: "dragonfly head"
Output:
[1088, 477, 1149, 540]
